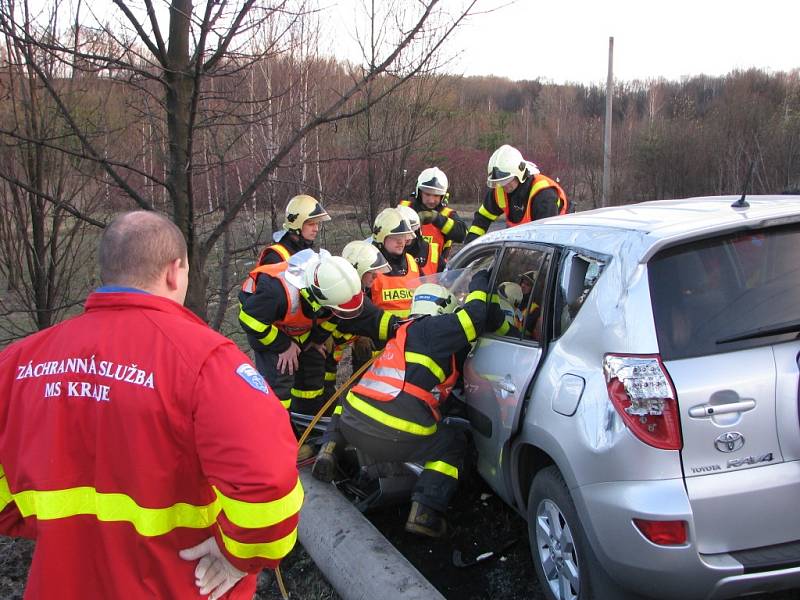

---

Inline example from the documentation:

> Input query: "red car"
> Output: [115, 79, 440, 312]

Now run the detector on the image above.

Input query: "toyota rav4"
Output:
[449, 195, 800, 600]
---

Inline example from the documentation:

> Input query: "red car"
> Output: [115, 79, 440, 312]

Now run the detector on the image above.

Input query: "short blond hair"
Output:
[99, 211, 187, 288]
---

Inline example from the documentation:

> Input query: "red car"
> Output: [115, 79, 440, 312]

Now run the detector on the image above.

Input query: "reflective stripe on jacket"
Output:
[0, 292, 301, 598]
[241, 262, 322, 340]
[350, 321, 458, 423]
[399, 199, 456, 254]
[420, 241, 440, 276]
[494, 174, 568, 226]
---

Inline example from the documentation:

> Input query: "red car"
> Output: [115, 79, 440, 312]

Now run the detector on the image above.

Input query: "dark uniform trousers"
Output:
[255, 345, 328, 416]
[339, 391, 466, 513]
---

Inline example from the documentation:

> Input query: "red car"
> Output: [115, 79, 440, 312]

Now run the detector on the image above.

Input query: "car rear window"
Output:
[648, 223, 800, 360]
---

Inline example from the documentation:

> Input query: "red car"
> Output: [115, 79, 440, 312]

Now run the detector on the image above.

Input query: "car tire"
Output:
[527, 466, 642, 600]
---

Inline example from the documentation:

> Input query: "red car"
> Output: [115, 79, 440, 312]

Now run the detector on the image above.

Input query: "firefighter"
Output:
[337, 270, 492, 538]
[370, 207, 419, 318]
[0, 211, 301, 599]
[318, 240, 395, 401]
[399, 167, 467, 264]
[238, 250, 363, 425]
[350, 208, 420, 375]
[497, 281, 524, 329]
[313, 241, 401, 481]
[464, 144, 568, 243]
[257, 194, 331, 265]
[518, 270, 544, 339]
[396, 204, 442, 275]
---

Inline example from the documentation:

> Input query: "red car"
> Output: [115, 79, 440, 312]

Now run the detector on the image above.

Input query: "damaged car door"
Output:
[460, 244, 554, 503]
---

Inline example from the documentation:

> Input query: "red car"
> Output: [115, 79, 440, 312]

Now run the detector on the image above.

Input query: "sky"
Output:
[445, 0, 800, 84]
[23, 0, 799, 85]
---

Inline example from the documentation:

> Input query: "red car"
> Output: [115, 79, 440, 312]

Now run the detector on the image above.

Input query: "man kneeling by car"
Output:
[331, 270, 491, 537]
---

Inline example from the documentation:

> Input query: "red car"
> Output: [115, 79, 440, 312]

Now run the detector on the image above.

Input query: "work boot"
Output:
[311, 441, 339, 482]
[404, 501, 447, 538]
[297, 443, 315, 462]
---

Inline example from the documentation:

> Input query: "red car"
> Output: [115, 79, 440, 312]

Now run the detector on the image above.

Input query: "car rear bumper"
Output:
[574, 478, 800, 599]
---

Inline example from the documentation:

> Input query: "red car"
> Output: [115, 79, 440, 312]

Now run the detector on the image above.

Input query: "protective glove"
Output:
[418, 210, 437, 225]
[180, 537, 246, 600]
[468, 269, 491, 293]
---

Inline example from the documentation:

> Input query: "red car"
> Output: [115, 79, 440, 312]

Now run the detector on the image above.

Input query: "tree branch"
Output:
[112, 0, 166, 65]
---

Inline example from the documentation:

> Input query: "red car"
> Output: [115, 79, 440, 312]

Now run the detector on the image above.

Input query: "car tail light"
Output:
[603, 354, 682, 450]
[633, 519, 687, 545]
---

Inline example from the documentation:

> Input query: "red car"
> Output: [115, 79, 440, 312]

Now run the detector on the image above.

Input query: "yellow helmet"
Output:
[284, 194, 331, 233]
[341, 240, 390, 279]
[372, 207, 414, 245]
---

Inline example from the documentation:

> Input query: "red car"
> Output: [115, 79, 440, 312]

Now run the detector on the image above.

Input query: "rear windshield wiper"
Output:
[716, 320, 800, 344]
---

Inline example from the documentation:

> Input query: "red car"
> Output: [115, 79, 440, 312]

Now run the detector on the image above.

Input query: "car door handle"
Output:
[688, 399, 756, 418]
[497, 379, 517, 394]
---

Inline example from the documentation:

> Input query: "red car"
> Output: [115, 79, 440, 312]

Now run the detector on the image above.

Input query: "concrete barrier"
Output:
[297, 469, 445, 600]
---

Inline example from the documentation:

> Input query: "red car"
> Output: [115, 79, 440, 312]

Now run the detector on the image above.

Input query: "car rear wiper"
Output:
[716, 320, 800, 344]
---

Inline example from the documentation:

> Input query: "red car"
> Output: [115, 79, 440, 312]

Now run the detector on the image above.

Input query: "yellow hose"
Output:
[275, 565, 289, 600]
[297, 352, 380, 448]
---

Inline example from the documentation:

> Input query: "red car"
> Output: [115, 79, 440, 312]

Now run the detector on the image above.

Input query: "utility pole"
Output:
[602, 36, 613, 207]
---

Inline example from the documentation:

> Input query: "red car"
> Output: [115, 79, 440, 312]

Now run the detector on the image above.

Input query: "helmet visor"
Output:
[420, 185, 444, 194]
[487, 175, 515, 189]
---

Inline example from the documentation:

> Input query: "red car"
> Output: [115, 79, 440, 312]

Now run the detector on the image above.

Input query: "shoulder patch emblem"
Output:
[236, 363, 268, 394]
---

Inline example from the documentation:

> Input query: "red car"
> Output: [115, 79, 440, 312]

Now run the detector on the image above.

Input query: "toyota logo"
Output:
[714, 432, 745, 453]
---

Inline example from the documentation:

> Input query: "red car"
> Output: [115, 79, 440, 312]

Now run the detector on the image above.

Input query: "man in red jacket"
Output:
[0, 211, 301, 600]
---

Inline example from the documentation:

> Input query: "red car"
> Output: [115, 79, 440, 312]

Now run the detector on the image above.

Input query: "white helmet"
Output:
[341, 240, 390, 279]
[305, 255, 363, 318]
[284, 194, 331, 233]
[410, 283, 457, 317]
[495, 296, 518, 326]
[497, 281, 523, 307]
[416, 167, 448, 197]
[486, 144, 533, 188]
[395, 204, 420, 232]
[372, 207, 414, 245]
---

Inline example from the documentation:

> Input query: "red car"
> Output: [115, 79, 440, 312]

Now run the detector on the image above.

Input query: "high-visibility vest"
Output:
[256, 242, 292, 265]
[351, 321, 458, 422]
[241, 262, 324, 338]
[370, 254, 419, 317]
[398, 199, 456, 256]
[420, 241, 440, 276]
[494, 174, 568, 226]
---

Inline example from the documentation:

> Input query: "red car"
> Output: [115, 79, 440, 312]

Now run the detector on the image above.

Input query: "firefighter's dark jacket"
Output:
[311, 296, 399, 348]
[464, 177, 561, 244]
[238, 273, 325, 354]
[401, 195, 468, 244]
[349, 269, 492, 422]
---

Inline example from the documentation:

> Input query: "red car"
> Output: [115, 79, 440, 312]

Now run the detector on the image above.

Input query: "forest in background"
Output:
[1, 0, 798, 345]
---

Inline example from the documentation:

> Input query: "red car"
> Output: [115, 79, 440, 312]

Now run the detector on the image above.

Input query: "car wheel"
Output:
[528, 466, 641, 600]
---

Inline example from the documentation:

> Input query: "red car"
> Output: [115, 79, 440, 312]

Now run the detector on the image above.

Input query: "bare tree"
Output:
[0, 0, 105, 343]
[0, 0, 479, 322]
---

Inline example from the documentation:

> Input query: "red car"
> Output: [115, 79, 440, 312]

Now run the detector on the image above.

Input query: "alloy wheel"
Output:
[535, 498, 580, 600]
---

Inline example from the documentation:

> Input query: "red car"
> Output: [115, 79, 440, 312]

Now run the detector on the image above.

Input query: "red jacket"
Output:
[0, 291, 301, 599]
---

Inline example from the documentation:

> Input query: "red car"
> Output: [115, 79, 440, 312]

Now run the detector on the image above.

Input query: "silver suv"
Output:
[449, 195, 800, 600]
